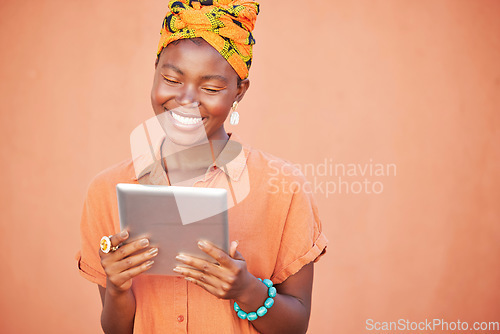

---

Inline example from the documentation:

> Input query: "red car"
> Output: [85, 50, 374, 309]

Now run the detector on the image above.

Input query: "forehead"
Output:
[158, 39, 238, 81]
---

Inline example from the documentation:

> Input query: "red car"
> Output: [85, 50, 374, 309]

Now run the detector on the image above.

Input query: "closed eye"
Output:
[162, 74, 181, 85]
[202, 87, 225, 94]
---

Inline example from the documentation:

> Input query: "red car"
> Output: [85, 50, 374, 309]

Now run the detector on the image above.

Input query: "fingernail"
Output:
[185, 277, 194, 283]
[176, 254, 187, 261]
[173, 267, 182, 274]
[148, 248, 158, 256]
[140, 239, 149, 247]
[120, 230, 128, 238]
[145, 260, 154, 268]
[198, 240, 207, 249]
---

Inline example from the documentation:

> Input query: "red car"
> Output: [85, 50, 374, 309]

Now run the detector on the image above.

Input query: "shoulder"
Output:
[86, 158, 136, 200]
[245, 145, 308, 185]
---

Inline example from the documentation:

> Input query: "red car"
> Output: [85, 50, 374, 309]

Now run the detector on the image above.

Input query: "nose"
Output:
[175, 84, 199, 108]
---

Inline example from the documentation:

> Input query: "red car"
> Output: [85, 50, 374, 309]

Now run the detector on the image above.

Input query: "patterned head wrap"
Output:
[157, 0, 260, 79]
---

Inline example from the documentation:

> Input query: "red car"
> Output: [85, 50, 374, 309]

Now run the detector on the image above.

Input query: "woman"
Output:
[77, 1, 327, 333]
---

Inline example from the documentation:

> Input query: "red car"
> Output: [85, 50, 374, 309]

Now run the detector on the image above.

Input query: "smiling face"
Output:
[151, 38, 249, 146]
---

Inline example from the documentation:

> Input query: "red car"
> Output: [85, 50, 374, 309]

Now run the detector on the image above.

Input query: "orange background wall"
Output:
[1, 1, 499, 333]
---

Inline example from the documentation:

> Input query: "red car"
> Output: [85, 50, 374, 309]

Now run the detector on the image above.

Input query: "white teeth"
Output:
[171, 111, 203, 125]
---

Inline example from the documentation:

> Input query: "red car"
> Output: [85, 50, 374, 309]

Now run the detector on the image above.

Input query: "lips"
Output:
[163, 108, 207, 132]
[170, 110, 203, 125]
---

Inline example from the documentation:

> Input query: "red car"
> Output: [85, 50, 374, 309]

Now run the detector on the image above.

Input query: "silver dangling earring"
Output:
[230, 101, 240, 125]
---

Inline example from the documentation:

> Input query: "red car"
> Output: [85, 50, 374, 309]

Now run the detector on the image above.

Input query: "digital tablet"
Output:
[116, 183, 229, 275]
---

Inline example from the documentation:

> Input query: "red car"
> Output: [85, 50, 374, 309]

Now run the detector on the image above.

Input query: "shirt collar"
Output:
[130, 133, 165, 182]
[131, 133, 248, 183]
[210, 133, 248, 182]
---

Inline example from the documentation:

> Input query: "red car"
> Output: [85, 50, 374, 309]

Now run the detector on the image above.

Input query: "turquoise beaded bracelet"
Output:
[234, 278, 276, 321]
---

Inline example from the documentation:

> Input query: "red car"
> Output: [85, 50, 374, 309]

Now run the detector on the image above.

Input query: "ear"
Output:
[235, 79, 250, 103]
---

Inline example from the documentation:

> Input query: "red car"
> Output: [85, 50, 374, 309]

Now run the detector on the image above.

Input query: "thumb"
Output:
[232, 249, 245, 261]
[229, 240, 239, 258]
[229, 241, 245, 260]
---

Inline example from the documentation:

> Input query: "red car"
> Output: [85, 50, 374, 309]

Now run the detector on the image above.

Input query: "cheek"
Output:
[151, 83, 164, 103]
[204, 97, 233, 119]
[151, 82, 170, 112]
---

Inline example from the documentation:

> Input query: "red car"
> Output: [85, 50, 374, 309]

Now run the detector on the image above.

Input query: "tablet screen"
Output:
[117, 183, 229, 275]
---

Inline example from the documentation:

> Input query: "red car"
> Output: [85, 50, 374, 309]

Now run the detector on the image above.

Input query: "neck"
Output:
[161, 136, 229, 173]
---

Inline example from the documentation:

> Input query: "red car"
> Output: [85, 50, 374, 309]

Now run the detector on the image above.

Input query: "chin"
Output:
[165, 131, 209, 147]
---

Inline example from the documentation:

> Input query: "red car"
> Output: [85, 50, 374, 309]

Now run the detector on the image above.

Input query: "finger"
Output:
[111, 259, 155, 288]
[197, 240, 235, 268]
[113, 247, 159, 273]
[101, 238, 150, 270]
[231, 248, 245, 261]
[173, 266, 222, 289]
[112, 238, 150, 260]
[111, 230, 129, 247]
[229, 240, 239, 258]
[175, 254, 226, 279]
[99, 230, 129, 257]
[183, 276, 227, 299]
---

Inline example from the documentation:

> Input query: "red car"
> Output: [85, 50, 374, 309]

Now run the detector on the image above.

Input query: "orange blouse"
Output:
[76, 134, 327, 333]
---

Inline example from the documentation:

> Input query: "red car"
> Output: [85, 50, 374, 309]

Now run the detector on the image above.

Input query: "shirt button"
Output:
[177, 315, 184, 322]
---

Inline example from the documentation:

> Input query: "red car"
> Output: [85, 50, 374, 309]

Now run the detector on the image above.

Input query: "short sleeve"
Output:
[271, 174, 328, 284]
[76, 174, 120, 288]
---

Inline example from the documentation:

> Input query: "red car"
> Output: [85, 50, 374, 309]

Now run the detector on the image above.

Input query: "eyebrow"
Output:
[201, 74, 228, 84]
[161, 63, 183, 75]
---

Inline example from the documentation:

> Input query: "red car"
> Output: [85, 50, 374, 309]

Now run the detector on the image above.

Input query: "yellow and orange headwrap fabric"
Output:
[157, 0, 260, 79]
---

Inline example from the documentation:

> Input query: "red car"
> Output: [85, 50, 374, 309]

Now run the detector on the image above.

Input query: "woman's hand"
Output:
[173, 240, 254, 300]
[99, 230, 158, 294]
